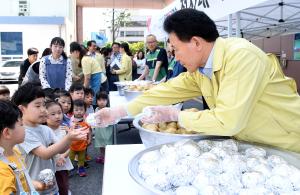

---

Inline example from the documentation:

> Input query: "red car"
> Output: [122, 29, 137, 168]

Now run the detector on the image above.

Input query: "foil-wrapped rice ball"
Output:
[144, 173, 171, 191]
[221, 155, 247, 174]
[218, 172, 243, 191]
[220, 139, 239, 153]
[210, 147, 231, 160]
[241, 171, 265, 188]
[38, 169, 55, 186]
[267, 155, 287, 168]
[138, 163, 158, 179]
[265, 175, 293, 193]
[175, 141, 202, 158]
[246, 157, 267, 170]
[197, 140, 214, 152]
[156, 158, 176, 175]
[139, 150, 161, 164]
[167, 163, 197, 187]
[193, 170, 219, 189]
[245, 147, 266, 158]
[272, 163, 295, 177]
[252, 163, 272, 178]
[160, 144, 178, 160]
[198, 156, 220, 173]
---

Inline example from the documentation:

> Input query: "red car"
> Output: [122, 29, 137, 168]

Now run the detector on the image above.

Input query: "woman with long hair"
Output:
[39, 37, 72, 90]
[133, 50, 146, 79]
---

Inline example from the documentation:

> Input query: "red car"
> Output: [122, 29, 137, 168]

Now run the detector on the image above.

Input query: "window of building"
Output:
[124, 31, 144, 37]
[121, 21, 147, 27]
[0, 32, 23, 55]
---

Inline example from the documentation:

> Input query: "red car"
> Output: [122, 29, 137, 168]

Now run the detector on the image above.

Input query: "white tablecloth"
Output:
[109, 91, 128, 108]
[102, 144, 154, 195]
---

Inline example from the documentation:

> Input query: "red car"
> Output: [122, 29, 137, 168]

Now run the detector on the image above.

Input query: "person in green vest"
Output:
[138, 34, 168, 82]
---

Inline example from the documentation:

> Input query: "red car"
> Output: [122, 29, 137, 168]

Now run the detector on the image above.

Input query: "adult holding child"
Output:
[39, 37, 73, 91]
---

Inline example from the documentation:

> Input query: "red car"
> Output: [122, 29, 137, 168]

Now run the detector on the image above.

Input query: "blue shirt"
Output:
[199, 47, 214, 79]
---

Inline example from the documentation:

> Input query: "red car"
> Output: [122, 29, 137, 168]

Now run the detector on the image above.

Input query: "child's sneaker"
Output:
[78, 166, 87, 177]
[96, 156, 105, 164]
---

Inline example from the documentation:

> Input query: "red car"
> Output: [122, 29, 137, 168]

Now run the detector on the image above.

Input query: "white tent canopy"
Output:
[148, 0, 300, 40]
[216, 0, 300, 39]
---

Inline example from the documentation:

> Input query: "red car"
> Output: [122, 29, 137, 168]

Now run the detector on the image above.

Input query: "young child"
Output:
[94, 92, 113, 164]
[69, 83, 85, 101]
[84, 87, 94, 116]
[46, 101, 73, 195]
[0, 100, 48, 194]
[55, 89, 73, 127]
[69, 100, 91, 177]
[11, 83, 88, 195]
[83, 87, 94, 162]
[0, 85, 10, 101]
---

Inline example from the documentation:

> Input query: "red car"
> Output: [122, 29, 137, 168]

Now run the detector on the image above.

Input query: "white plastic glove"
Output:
[86, 106, 128, 128]
[141, 105, 180, 124]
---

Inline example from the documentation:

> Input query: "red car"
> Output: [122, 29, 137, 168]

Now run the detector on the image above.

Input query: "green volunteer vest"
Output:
[168, 57, 176, 71]
[146, 49, 166, 81]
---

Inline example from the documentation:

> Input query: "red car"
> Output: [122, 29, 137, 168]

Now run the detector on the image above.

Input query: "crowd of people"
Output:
[2, 7, 300, 195]
[18, 34, 185, 95]
[0, 29, 186, 194]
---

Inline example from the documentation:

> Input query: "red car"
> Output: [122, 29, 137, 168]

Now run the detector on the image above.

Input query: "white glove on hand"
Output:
[141, 105, 180, 124]
[87, 106, 128, 128]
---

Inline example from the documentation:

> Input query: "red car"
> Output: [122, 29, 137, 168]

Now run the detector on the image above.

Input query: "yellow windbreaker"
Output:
[126, 37, 300, 153]
[115, 53, 132, 81]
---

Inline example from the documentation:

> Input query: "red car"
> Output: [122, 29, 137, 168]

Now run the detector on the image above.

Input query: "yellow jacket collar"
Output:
[212, 37, 226, 72]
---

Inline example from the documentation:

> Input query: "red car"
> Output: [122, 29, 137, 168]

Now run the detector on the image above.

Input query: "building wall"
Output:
[0, 24, 63, 59]
[0, 0, 76, 59]
[251, 33, 300, 91]
[116, 14, 148, 43]
[0, 0, 72, 19]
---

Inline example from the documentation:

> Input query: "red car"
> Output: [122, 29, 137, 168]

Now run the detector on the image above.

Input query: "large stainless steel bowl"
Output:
[124, 90, 143, 101]
[133, 115, 218, 148]
[114, 81, 130, 96]
[128, 139, 300, 195]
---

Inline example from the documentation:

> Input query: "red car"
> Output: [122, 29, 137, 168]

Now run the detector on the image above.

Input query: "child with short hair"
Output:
[69, 83, 85, 101]
[46, 101, 73, 195]
[54, 89, 73, 127]
[69, 100, 91, 177]
[0, 85, 10, 101]
[11, 83, 88, 195]
[94, 92, 113, 164]
[83, 87, 94, 162]
[0, 100, 49, 194]
[84, 87, 94, 115]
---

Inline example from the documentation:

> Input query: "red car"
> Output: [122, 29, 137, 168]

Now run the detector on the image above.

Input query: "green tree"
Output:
[129, 42, 145, 55]
[103, 9, 131, 42]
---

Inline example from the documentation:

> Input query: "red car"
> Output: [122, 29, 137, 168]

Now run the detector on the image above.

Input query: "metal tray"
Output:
[124, 90, 143, 101]
[128, 139, 300, 195]
[133, 115, 221, 148]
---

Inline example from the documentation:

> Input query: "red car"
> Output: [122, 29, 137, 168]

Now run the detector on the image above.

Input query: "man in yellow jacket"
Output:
[94, 9, 300, 153]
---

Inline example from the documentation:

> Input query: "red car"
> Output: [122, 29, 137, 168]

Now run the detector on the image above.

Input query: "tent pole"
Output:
[228, 14, 233, 37]
[236, 12, 241, 37]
